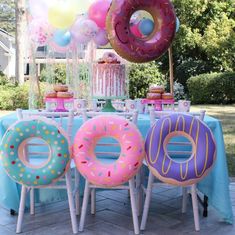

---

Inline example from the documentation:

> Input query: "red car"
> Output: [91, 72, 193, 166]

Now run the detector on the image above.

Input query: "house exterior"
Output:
[0, 28, 15, 78]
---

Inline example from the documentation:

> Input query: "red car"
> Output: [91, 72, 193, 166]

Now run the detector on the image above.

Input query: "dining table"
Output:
[0, 112, 233, 224]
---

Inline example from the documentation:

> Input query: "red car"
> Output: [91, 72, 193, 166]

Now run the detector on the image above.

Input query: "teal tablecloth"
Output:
[0, 113, 233, 224]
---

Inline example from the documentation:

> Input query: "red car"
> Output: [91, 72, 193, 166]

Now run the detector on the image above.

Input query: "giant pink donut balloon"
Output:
[73, 115, 145, 187]
[106, 0, 176, 63]
[145, 114, 216, 186]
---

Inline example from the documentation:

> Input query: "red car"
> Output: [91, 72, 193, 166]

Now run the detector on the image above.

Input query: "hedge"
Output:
[187, 72, 235, 104]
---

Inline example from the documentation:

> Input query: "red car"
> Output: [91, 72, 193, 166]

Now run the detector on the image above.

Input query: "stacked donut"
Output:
[147, 85, 174, 100]
[45, 84, 74, 99]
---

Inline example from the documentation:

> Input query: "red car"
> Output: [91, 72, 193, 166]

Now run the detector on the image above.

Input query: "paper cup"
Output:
[178, 100, 191, 112]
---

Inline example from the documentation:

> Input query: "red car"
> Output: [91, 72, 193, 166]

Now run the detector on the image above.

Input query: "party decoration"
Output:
[0, 118, 71, 187]
[94, 29, 109, 46]
[88, 0, 112, 28]
[130, 22, 143, 38]
[139, 18, 154, 36]
[48, 2, 77, 29]
[73, 115, 145, 187]
[71, 18, 99, 44]
[28, 18, 52, 46]
[145, 113, 216, 186]
[53, 30, 72, 47]
[106, 0, 176, 63]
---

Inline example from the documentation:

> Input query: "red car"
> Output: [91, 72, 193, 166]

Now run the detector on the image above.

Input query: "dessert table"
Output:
[0, 112, 233, 224]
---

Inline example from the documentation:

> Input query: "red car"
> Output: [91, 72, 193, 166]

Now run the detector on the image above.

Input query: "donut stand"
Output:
[44, 97, 74, 112]
[141, 98, 175, 111]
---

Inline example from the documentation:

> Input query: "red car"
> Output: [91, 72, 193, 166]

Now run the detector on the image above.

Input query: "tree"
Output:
[159, 0, 235, 87]
[0, 0, 15, 34]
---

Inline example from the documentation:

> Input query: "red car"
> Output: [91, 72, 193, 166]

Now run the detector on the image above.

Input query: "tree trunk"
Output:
[15, 0, 26, 85]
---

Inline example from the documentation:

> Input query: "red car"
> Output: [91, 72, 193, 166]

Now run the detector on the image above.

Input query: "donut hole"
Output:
[129, 10, 155, 39]
[95, 137, 121, 164]
[164, 132, 195, 163]
[18, 138, 51, 169]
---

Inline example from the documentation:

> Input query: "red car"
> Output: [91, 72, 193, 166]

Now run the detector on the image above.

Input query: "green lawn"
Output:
[191, 105, 235, 176]
[0, 105, 235, 175]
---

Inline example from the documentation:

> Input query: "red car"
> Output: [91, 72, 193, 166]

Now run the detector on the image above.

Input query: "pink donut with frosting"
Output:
[73, 115, 145, 187]
[106, 0, 176, 63]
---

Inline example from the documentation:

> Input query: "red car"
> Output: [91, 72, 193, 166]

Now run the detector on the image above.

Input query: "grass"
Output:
[0, 105, 235, 175]
[191, 105, 235, 176]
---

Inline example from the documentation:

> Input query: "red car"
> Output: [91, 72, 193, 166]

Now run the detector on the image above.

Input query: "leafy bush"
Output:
[173, 82, 186, 101]
[128, 62, 165, 99]
[187, 72, 235, 104]
[0, 82, 47, 110]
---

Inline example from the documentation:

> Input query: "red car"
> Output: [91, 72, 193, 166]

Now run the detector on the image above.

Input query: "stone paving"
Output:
[0, 182, 234, 235]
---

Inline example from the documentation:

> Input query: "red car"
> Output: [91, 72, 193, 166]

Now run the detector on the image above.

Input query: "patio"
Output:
[0, 182, 234, 235]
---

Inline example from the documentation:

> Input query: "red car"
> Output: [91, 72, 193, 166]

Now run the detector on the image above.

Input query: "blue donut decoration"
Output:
[145, 114, 216, 186]
[0, 118, 71, 187]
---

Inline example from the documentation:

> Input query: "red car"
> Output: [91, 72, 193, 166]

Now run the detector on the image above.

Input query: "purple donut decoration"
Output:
[106, 0, 176, 63]
[145, 114, 216, 186]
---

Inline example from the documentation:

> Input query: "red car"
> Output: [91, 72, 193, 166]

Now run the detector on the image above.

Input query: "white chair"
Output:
[16, 109, 79, 234]
[79, 110, 141, 234]
[140, 108, 206, 232]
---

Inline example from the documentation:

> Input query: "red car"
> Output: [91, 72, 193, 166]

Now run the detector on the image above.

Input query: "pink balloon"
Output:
[28, 18, 53, 46]
[130, 23, 143, 38]
[94, 29, 109, 46]
[48, 38, 76, 53]
[71, 17, 99, 44]
[88, 0, 112, 29]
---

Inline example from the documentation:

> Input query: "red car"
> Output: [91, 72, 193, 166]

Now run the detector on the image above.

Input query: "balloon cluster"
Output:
[28, 0, 111, 53]
[130, 16, 180, 38]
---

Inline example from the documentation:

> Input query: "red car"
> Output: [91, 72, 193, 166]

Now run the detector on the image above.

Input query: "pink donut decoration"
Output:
[145, 114, 216, 186]
[106, 0, 176, 63]
[73, 115, 145, 187]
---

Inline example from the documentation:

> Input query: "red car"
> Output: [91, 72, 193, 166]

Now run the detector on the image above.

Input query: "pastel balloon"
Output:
[28, 0, 48, 18]
[53, 30, 72, 47]
[130, 22, 143, 38]
[72, 0, 95, 14]
[94, 29, 109, 46]
[48, 3, 77, 29]
[71, 18, 98, 44]
[176, 17, 180, 32]
[49, 38, 75, 53]
[139, 18, 155, 36]
[28, 18, 52, 46]
[88, 0, 112, 28]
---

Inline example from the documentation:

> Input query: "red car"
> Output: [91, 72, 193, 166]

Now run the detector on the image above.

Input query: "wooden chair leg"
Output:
[191, 184, 200, 231]
[129, 178, 140, 235]
[91, 188, 96, 215]
[16, 186, 27, 233]
[140, 172, 154, 231]
[74, 169, 80, 215]
[65, 170, 78, 234]
[30, 188, 35, 215]
[182, 187, 188, 213]
[79, 180, 91, 232]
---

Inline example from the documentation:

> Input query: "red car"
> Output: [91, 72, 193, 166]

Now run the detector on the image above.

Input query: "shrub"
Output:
[187, 72, 235, 104]
[128, 62, 165, 99]
[173, 82, 186, 101]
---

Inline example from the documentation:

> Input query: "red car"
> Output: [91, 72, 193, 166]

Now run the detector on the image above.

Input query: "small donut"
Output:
[106, 0, 176, 63]
[162, 93, 174, 100]
[45, 92, 57, 98]
[57, 92, 74, 98]
[73, 115, 145, 187]
[145, 113, 216, 186]
[149, 85, 165, 94]
[0, 118, 71, 187]
[54, 84, 68, 92]
[147, 93, 161, 100]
